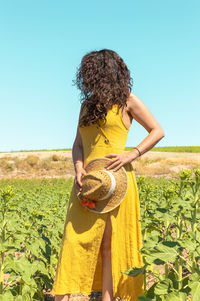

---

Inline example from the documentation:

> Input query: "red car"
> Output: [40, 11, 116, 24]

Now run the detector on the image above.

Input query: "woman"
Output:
[51, 49, 165, 301]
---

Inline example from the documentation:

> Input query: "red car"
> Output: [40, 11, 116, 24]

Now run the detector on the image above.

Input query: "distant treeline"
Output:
[125, 146, 200, 153]
[1, 146, 200, 153]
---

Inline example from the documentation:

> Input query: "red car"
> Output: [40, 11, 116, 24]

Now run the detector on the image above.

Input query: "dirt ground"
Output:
[1, 150, 200, 160]
[0, 150, 199, 180]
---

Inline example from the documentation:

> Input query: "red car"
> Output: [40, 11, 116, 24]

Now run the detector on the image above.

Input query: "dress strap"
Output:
[97, 121, 111, 146]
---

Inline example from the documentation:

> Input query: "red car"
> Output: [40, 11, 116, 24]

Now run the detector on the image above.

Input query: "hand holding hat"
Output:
[76, 157, 128, 214]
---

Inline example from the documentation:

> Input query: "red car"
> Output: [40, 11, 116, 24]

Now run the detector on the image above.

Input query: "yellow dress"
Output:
[51, 104, 144, 301]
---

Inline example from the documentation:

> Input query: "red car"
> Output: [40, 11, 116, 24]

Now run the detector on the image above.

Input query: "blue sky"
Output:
[0, 0, 199, 152]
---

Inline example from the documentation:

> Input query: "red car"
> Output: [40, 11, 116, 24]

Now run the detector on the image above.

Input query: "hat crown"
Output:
[80, 170, 114, 201]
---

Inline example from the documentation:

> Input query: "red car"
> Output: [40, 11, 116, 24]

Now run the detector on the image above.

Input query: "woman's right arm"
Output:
[72, 124, 86, 192]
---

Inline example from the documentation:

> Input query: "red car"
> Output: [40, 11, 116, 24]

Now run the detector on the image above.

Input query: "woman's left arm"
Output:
[105, 92, 165, 171]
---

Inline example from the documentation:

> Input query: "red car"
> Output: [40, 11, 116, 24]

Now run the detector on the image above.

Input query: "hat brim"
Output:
[77, 157, 128, 214]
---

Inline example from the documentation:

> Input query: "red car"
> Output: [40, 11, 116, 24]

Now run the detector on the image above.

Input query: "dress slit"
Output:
[91, 211, 115, 296]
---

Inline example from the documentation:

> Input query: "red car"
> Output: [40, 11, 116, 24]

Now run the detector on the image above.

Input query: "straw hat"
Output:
[76, 157, 128, 214]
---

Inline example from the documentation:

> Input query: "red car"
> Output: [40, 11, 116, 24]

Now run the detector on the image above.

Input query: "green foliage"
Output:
[125, 167, 200, 300]
[1, 146, 200, 154]
[0, 177, 73, 300]
[125, 146, 200, 152]
[147, 146, 200, 153]
[0, 168, 200, 300]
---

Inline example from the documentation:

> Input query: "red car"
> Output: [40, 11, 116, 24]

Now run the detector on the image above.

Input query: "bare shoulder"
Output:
[126, 92, 145, 113]
[126, 92, 165, 134]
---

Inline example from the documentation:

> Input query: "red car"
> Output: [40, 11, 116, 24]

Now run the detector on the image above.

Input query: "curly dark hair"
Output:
[72, 49, 133, 127]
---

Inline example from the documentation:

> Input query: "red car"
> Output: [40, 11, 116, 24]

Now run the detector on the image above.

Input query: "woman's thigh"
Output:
[100, 212, 112, 255]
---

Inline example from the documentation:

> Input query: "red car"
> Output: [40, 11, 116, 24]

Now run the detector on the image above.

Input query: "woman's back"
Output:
[79, 104, 129, 165]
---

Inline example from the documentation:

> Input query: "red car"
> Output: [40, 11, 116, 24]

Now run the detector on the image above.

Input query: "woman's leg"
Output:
[55, 294, 70, 301]
[100, 212, 114, 301]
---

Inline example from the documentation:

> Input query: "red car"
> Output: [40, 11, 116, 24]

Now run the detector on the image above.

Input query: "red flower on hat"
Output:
[79, 197, 96, 209]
